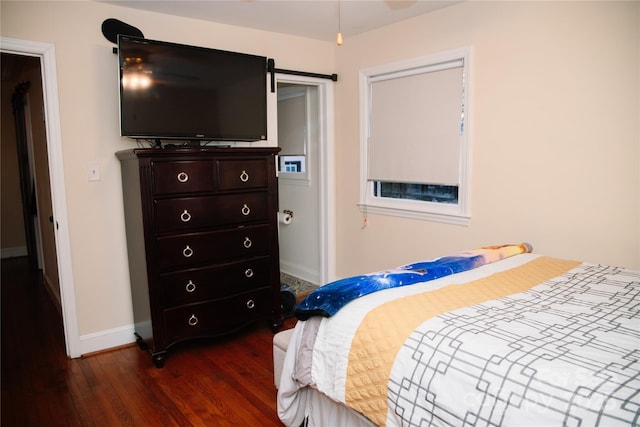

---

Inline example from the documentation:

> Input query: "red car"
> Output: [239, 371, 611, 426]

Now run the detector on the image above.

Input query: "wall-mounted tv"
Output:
[117, 36, 267, 142]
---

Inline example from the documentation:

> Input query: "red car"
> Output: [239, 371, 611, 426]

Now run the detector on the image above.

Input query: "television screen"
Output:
[118, 36, 267, 142]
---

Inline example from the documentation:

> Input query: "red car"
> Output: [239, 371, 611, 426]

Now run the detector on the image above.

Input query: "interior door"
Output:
[11, 80, 39, 270]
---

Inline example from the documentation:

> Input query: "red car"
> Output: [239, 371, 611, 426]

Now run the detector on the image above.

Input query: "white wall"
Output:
[334, 1, 639, 276]
[0, 0, 335, 347]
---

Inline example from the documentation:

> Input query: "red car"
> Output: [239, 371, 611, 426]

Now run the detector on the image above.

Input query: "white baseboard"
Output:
[1, 246, 28, 259]
[280, 259, 319, 286]
[78, 324, 136, 356]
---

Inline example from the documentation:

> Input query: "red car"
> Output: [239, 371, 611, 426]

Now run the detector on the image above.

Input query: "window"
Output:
[280, 155, 306, 173]
[359, 47, 471, 225]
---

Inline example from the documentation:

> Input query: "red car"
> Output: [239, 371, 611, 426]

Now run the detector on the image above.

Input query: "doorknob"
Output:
[49, 216, 58, 229]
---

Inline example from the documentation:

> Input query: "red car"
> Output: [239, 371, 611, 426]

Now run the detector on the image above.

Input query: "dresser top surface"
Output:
[116, 146, 281, 160]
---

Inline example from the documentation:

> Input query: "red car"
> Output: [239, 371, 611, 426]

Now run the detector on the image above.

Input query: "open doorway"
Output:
[1, 37, 79, 358]
[1, 52, 61, 305]
[1, 52, 60, 296]
[276, 74, 335, 294]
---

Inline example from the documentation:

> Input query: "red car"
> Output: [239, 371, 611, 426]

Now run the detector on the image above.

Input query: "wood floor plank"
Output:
[203, 341, 280, 413]
[65, 358, 103, 426]
[1, 257, 294, 426]
[100, 350, 178, 426]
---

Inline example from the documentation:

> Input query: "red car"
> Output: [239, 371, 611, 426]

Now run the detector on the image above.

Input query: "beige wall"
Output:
[1, 77, 27, 254]
[334, 1, 639, 276]
[1, 0, 638, 352]
[0, 0, 335, 340]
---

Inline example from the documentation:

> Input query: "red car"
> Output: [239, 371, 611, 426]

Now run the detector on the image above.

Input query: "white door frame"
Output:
[275, 73, 336, 286]
[1, 37, 80, 357]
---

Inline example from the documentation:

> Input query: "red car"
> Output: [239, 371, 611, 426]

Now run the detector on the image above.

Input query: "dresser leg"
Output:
[152, 352, 167, 368]
[135, 333, 148, 350]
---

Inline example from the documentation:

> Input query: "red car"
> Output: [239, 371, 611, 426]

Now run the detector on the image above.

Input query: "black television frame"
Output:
[117, 36, 268, 143]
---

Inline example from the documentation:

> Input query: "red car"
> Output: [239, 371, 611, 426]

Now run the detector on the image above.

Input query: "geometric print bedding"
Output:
[388, 262, 640, 426]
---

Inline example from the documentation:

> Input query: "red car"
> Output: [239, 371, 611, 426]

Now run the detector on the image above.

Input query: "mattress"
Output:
[277, 247, 640, 426]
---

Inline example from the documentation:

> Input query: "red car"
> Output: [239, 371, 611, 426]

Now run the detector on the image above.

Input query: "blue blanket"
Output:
[295, 243, 532, 320]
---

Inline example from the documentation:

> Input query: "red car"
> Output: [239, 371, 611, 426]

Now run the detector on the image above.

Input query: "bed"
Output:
[276, 244, 640, 426]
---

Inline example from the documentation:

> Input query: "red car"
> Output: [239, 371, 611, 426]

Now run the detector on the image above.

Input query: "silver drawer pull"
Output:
[182, 245, 194, 258]
[244, 268, 254, 278]
[185, 280, 196, 293]
[241, 204, 251, 216]
[188, 314, 198, 326]
[240, 170, 249, 182]
[180, 209, 192, 223]
[246, 299, 255, 309]
[177, 172, 189, 183]
[243, 237, 252, 249]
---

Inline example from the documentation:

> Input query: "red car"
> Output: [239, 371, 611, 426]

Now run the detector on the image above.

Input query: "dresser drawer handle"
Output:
[180, 210, 192, 223]
[243, 237, 252, 249]
[241, 204, 251, 216]
[177, 172, 189, 183]
[182, 245, 194, 258]
[240, 170, 249, 182]
[185, 280, 196, 293]
[246, 299, 255, 309]
[188, 314, 198, 326]
[244, 268, 254, 278]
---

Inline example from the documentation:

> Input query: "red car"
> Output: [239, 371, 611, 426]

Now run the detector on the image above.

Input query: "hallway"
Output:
[1, 257, 69, 424]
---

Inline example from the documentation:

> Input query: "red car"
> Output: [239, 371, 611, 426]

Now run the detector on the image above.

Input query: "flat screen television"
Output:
[117, 36, 267, 142]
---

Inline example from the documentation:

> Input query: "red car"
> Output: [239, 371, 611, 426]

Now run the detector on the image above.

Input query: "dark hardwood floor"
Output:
[1, 256, 295, 426]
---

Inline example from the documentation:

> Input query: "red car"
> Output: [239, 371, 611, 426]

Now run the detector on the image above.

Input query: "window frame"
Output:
[358, 47, 472, 226]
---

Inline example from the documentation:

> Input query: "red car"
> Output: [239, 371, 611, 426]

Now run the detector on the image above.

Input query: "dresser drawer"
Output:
[159, 256, 272, 307]
[156, 225, 270, 272]
[217, 158, 269, 191]
[152, 160, 214, 194]
[164, 288, 273, 343]
[154, 192, 270, 234]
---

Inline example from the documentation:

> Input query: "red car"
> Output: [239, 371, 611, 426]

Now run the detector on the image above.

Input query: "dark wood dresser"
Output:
[116, 147, 282, 367]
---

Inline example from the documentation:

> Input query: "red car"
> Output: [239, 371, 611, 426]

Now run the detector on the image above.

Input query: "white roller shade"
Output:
[368, 60, 464, 185]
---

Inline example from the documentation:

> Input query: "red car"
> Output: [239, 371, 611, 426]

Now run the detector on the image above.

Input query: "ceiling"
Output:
[103, 0, 460, 43]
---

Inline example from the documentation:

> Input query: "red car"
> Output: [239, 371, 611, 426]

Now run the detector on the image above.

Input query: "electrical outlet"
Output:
[88, 163, 100, 181]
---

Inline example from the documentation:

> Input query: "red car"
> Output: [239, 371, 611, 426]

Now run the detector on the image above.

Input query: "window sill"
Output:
[358, 203, 470, 226]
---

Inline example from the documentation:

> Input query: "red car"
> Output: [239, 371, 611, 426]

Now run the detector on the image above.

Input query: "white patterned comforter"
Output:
[278, 254, 640, 426]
